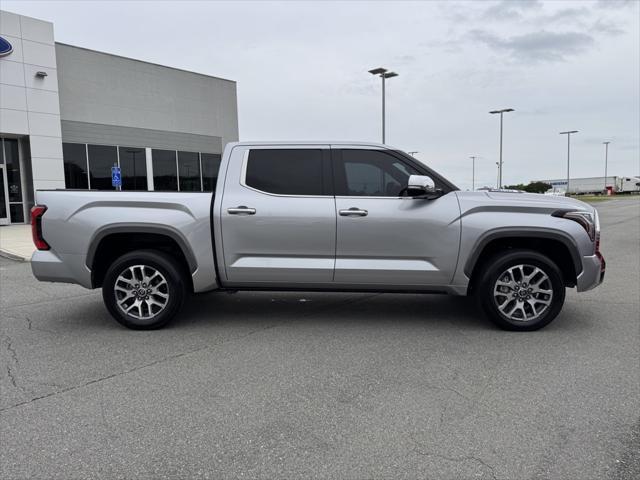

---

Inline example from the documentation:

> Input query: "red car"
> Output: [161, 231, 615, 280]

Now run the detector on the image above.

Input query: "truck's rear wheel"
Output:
[477, 249, 565, 331]
[102, 250, 187, 330]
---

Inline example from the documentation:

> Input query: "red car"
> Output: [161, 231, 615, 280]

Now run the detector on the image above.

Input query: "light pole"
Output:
[489, 108, 514, 188]
[470, 156, 477, 191]
[369, 67, 398, 144]
[495, 161, 500, 189]
[559, 130, 578, 194]
[603, 141, 611, 192]
[407, 151, 418, 157]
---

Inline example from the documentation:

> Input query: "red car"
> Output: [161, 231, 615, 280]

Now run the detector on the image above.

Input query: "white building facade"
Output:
[0, 10, 238, 225]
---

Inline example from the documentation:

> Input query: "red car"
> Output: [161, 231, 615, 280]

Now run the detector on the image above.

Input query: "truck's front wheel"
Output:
[478, 249, 566, 331]
[102, 250, 187, 330]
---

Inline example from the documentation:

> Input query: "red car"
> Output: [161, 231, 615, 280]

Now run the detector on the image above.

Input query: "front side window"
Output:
[88, 144, 117, 190]
[245, 149, 324, 196]
[335, 149, 419, 197]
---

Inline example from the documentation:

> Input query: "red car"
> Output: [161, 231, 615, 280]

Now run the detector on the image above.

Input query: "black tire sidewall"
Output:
[478, 250, 566, 331]
[102, 250, 187, 330]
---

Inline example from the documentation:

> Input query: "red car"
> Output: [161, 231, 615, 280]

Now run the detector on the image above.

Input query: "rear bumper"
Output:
[576, 254, 605, 292]
[31, 250, 92, 288]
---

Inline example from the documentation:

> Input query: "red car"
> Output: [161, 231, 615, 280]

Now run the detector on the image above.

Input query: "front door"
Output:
[220, 146, 336, 285]
[0, 165, 8, 225]
[333, 148, 461, 287]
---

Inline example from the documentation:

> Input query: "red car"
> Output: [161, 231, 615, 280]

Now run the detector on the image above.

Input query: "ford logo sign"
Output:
[0, 36, 13, 57]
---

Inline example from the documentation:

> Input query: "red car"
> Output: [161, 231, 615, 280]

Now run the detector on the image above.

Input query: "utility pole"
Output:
[489, 108, 514, 188]
[603, 141, 611, 192]
[470, 156, 477, 191]
[559, 130, 579, 194]
[369, 67, 398, 144]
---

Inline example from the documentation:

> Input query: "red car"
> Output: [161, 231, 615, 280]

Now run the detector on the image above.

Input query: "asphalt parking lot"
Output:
[1, 198, 638, 480]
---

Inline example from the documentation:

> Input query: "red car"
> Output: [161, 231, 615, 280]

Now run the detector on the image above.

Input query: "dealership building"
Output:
[0, 10, 239, 225]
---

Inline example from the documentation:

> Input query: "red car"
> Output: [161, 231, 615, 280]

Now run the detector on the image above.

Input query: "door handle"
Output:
[339, 207, 368, 217]
[227, 206, 256, 215]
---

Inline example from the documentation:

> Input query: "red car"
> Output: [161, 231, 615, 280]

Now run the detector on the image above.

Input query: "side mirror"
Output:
[407, 175, 437, 197]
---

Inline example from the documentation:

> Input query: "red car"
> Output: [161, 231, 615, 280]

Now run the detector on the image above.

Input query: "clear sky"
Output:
[4, 0, 639, 190]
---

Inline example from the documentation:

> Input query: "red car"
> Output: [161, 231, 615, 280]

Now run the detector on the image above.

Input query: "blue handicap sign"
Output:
[111, 166, 122, 188]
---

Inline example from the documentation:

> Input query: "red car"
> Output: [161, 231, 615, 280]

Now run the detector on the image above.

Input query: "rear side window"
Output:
[245, 149, 324, 195]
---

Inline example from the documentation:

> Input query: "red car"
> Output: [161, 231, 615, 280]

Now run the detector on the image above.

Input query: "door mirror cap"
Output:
[407, 175, 436, 196]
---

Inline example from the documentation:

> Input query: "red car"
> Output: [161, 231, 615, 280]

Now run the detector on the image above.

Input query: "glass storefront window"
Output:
[201, 153, 221, 192]
[4, 139, 22, 202]
[63, 143, 89, 189]
[152, 149, 178, 191]
[119, 147, 147, 191]
[88, 144, 118, 190]
[178, 151, 200, 192]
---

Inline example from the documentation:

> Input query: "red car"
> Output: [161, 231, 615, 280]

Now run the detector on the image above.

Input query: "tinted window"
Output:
[245, 149, 324, 195]
[118, 147, 147, 191]
[178, 151, 201, 191]
[63, 143, 89, 189]
[152, 149, 178, 191]
[336, 149, 418, 196]
[201, 153, 221, 192]
[88, 144, 117, 190]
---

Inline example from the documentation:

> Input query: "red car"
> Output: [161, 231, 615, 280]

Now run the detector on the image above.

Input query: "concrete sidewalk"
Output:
[0, 225, 35, 261]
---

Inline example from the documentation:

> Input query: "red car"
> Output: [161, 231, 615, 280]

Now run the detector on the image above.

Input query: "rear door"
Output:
[332, 147, 461, 287]
[220, 145, 336, 285]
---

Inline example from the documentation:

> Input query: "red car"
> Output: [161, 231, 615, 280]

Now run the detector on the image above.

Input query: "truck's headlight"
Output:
[552, 210, 596, 241]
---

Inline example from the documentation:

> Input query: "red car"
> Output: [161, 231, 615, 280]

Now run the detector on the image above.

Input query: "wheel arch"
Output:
[87, 224, 197, 290]
[465, 228, 582, 290]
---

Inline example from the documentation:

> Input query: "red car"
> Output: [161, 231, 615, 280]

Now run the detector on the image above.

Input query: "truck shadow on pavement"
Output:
[173, 291, 496, 332]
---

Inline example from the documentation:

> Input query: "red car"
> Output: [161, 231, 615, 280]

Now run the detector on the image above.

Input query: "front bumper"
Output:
[576, 254, 605, 292]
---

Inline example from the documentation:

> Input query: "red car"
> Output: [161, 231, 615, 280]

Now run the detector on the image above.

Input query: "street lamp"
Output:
[470, 156, 477, 191]
[489, 108, 514, 188]
[407, 151, 418, 157]
[559, 130, 579, 194]
[369, 67, 398, 144]
[603, 141, 611, 192]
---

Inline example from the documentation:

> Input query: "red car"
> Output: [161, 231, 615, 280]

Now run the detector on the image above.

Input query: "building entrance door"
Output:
[0, 165, 9, 225]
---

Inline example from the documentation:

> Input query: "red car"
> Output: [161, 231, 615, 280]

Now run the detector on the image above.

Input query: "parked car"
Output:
[30, 142, 606, 331]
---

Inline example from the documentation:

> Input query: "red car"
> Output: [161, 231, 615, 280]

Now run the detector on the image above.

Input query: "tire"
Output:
[477, 249, 566, 331]
[102, 250, 187, 330]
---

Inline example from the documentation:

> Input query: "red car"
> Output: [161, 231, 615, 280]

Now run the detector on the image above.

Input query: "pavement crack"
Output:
[0, 292, 382, 413]
[3, 335, 28, 395]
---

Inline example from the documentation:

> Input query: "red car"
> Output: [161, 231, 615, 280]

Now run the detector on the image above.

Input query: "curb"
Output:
[0, 249, 29, 262]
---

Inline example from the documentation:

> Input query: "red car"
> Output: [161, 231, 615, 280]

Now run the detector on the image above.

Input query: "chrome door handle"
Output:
[227, 206, 256, 215]
[339, 208, 368, 217]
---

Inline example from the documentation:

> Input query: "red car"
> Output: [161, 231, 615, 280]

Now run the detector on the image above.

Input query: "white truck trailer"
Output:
[542, 176, 640, 195]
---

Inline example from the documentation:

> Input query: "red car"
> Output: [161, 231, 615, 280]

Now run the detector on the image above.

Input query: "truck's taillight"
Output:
[30, 205, 50, 250]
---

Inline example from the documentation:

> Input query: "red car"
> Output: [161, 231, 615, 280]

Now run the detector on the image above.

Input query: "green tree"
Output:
[504, 182, 551, 193]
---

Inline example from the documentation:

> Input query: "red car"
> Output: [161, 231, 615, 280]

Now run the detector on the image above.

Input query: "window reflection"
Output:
[88, 145, 118, 190]
[201, 153, 221, 192]
[119, 147, 147, 191]
[152, 149, 178, 191]
[178, 151, 200, 192]
[63, 143, 89, 189]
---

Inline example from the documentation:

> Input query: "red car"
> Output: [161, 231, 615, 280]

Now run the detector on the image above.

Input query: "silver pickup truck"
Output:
[30, 141, 605, 331]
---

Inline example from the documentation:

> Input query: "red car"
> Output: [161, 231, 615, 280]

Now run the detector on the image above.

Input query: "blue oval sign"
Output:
[0, 36, 13, 57]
